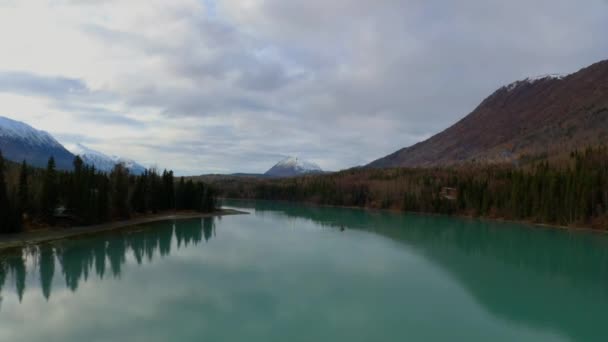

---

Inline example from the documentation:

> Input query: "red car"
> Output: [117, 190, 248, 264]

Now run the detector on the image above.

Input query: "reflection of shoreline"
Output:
[222, 197, 608, 234]
[1, 216, 219, 303]
[0, 209, 246, 252]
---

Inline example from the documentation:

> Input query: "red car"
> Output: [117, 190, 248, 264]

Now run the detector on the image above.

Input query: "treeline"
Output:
[210, 147, 608, 230]
[0, 150, 217, 234]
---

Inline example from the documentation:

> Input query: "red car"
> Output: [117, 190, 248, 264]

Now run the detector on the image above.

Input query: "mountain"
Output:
[71, 143, 146, 175]
[264, 156, 324, 178]
[0, 116, 76, 170]
[368, 59, 608, 168]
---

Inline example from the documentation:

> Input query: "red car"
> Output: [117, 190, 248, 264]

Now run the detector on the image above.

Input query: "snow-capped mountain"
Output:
[0, 116, 75, 169]
[264, 156, 323, 178]
[71, 143, 146, 175]
[503, 73, 568, 92]
[116, 157, 147, 176]
[368, 59, 608, 168]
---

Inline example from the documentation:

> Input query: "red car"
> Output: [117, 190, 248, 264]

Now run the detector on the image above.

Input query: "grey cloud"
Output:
[57, 103, 146, 128]
[4, 0, 608, 174]
[0, 70, 116, 105]
[0, 71, 88, 98]
[53, 132, 103, 146]
[236, 61, 300, 92]
[127, 86, 272, 117]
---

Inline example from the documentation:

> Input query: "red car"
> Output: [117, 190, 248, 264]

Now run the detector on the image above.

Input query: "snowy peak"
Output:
[72, 143, 106, 160]
[274, 156, 322, 172]
[71, 143, 116, 173]
[503, 73, 568, 92]
[265, 156, 323, 178]
[0, 116, 63, 149]
[71, 143, 146, 175]
[0, 115, 75, 169]
[525, 73, 568, 82]
[0, 116, 147, 173]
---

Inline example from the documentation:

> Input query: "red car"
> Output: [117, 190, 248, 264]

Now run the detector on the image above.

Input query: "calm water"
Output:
[1, 200, 608, 341]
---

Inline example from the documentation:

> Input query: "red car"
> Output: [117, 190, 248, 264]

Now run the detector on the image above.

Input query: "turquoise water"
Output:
[1, 200, 608, 341]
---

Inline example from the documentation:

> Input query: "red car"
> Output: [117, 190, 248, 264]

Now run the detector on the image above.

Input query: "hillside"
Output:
[0, 116, 75, 170]
[368, 60, 608, 168]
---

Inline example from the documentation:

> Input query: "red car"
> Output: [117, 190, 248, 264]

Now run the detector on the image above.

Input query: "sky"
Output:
[0, 0, 607, 175]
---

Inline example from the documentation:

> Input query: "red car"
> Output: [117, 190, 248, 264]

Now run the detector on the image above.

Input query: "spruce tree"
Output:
[18, 160, 29, 216]
[162, 170, 175, 210]
[41, 157, 59, 223]
[176, 177, 186, 210]
[69, 156, 86, 218]
[0, 151, 10, 233]
[110, 164, 130, 219]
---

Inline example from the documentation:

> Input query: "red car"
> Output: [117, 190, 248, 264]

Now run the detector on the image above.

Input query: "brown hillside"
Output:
[368, 60, 608, 168]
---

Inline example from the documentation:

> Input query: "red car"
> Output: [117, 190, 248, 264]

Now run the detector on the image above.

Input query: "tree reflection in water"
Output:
[0, 217, 216, 303]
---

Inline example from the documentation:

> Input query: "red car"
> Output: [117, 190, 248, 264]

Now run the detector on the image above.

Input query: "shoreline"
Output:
[2, 198, 604, 253]
[0, 209, 247, 252]
[222, 198, 608, 235]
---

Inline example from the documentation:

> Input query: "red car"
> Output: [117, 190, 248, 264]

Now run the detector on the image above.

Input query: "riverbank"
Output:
[0, 208, 247, 251]
[223, 198, 608, 235]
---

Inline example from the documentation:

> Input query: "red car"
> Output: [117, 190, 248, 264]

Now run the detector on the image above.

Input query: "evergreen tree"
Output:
[18, 160, 29, 215]
[176, 177, 186, 210]
[97, 174, 110, 223]
[110, 164, 130, 219]
[162, 170, 175, 210]
[0, 150, 10, 233]
[131, 172, 147, 213]
[40, 157, 59, 223]
[68, 156, 86, 219]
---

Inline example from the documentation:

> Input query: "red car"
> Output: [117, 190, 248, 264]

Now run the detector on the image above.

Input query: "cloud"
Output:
[0, 0, 607, 174]
[0, 72, 88, 98]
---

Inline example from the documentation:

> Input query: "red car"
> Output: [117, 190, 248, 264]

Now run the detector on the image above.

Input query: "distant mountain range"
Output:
[70, 143, 146, 175]
[264, 156, 324, 177]
[196, 156, 325, 180]
[0, 116, 146, 174]
[368, 59, 608, 168]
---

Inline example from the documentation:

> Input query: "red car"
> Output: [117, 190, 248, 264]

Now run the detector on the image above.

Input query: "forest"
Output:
[207, 147, 608, 230]
[0, 150, 217, 235]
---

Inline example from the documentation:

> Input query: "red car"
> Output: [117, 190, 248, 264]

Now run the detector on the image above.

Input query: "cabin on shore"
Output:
[440, 187, 458, 201]
[53, 206, 79, 225]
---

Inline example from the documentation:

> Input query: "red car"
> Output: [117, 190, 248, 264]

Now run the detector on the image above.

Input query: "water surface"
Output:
[1, 200, 608, 341]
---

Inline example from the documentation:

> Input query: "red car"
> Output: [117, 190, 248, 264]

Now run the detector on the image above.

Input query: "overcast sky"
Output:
[0, 0, 607, 175]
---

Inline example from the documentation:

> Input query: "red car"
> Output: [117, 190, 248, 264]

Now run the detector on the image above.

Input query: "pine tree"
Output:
[176, 177, 186, 210]
[162, 170, 175, 210]
[41, 157, 59, 223]
[110, 164, 130, 219]
[131, 172, 147, 213]
[69, 156, 86, 219]
[18, 160, 29, 216]
[0, 150, 10, 233]
[97, 174, 110, 222]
